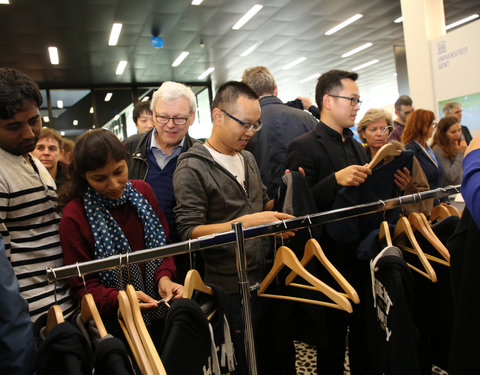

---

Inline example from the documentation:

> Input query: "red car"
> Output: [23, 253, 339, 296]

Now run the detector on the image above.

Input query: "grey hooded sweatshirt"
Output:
[173, 143, 272, 293]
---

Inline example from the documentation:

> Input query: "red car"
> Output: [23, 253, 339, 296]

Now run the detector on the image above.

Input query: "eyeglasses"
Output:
[431, 121, 438, 128]
[366, 125, 392, 135]
[328, 94, 362, 107]
[152, 112, 191, 126]
[220, 109, 263, 132]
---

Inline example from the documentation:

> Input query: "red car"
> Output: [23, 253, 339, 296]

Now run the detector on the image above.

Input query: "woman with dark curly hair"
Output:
[402, 109, 444, 193]
[431, 115, 466, 186]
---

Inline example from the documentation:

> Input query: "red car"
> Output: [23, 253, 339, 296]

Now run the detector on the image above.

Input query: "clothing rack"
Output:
[45, 184, 460, 375]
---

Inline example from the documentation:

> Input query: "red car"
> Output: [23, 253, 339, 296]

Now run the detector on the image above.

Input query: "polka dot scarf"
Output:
[83, 181, 168, 322]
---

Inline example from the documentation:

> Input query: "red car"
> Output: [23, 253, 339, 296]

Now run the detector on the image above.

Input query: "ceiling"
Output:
[1, 0, 479, 120]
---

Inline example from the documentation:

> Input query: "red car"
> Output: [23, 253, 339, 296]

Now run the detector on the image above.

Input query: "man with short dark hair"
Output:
[0, 67, 74, 321]
[32, 127, 68, 188]
[443, 100, 473, 144]
[174, 81, 294, 375]
[132, 100, 154, 133]
[390, 94, 414, 141]
[242, 66, 317, 198]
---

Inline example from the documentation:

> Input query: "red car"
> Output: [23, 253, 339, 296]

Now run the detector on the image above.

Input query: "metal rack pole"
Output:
[46, 185, 460, 283]
[232, 222, 258, 375]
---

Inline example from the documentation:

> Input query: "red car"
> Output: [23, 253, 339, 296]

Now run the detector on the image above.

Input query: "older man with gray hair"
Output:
[442, 100, 473, 144]
[124, 81, 199, 282]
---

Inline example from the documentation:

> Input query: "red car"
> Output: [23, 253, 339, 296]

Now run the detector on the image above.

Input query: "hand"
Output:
[238, 211, 296, 238]
[285, 167, 306, 177]
[456, 139, 468, 153]
[394, 167, 411, 191]
[296, 96, 313, 110]
[135, 290, 158, 312]
[158, 276, 183, 301]
[334, 164, 371, 187]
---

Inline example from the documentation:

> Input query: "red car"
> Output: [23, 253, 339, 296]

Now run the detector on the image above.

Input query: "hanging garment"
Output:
[325, 150, 414, 245]
[368, 246, 420, 375]
[94, 334, 135, 375]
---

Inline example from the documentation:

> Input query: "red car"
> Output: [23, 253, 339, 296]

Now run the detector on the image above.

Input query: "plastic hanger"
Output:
[76, 263, 108, 338]
[407, 212, 450, 266]
[429, 204, 451, 223]
[285, 238, 359, 304]
[368, 143, 402, 170]
[45, 267, 65, 335]
[126, 284, 167, 375]
[393, 216, 437, 282]
[257, 245, 352, 312]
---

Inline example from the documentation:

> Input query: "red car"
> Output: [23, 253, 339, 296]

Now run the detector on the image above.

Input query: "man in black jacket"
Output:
[124, 81, 198, 282]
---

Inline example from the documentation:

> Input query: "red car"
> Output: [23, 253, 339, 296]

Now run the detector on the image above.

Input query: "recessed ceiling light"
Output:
[198, 67, 215, 80]
[240, 42, 260, 57]
[394, 16, 404, 23]
[325, 14, 363, 35]
[57, 100, 63, 108]
[232, 4, 263, 30]
[108, 23, 122, 46]
[191, 0, 203, 5]
[341, 42, 373, 58]
[445, 14, 479, 30]
[92, 125, 96, 129]
[73, 120, 78, 126]
[300, 73, 320, 83]
[48, 47, 59, 65]
[60, 131, 65, 136]
[352, 59, 380, 71]
[172, 51, 189, 67]
[282, 57, 307, 70]
[89, 107, 94, 114]
[43, 116, 50, 123]
[104, 93, 113, 102]
[116, 60, 128, 75]
[141, 96, 150, 102]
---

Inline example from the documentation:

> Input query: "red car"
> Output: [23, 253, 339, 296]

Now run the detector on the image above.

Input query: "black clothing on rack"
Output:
[94, 335, 135, 375]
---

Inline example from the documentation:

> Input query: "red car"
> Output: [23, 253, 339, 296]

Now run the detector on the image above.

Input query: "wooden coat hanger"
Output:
[407, 212, 450, 266]
[368, 143, 402, 170]
[379, 220, 393, 247]
[257, 246, 352, 312]
[45, 267, 64, 335]
[183, 269, 214, 298]
[445, 204, 461, 217]
[118, 290, 154, 375]
[393, 216, 437, 282]
[284, 238, 359, 304]
[429, 204, 451, 223]
[126, 284, 167, 375]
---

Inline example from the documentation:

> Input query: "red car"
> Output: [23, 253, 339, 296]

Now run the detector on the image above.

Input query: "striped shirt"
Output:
[0, 147, 74, 321]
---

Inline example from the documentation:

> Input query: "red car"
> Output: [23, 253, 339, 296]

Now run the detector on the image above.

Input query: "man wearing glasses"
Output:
[173, 81, 294, 375]
[125, 81, 198, 282]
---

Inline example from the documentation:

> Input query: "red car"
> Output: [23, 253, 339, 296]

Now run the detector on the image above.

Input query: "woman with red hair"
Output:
[402, 109, 444, 193]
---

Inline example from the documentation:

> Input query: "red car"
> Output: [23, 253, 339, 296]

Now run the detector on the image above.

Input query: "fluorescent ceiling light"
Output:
[114, 115, 120, 121]
[232, 4, 263, 30]
[108, 23, 122, 46]
[282, 57, 307, 70]
[43, 116, 50, 123]
[141, 96, 150, 102]
[57, 100, 63, 108]
[325, 14, 363, 35]
[394, 16, 404, 23]
[73, 120, 78, 126]
[89, 107, 94, 113]
[191, 0, 203, 5]
[198, 67, 215, 80]
[240, 42, 260, 57]
[341, 42, 373, 58]
[0, 0, 10, 4]
[172, 51, 189, 67]
[116, 60, 128, 75]
[445, 14, 479, 30]
[104, 92, 113, 102]
[48, 47, 59, 65]
[300, 73, 320, 83]
[352, 59, 380, 71]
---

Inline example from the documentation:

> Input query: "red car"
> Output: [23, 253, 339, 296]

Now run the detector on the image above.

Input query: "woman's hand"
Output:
[158, 276, 184, 301]
[135, 290, 159, 312]
[456, 139, 468, 153]
[394, 167, 411, 191]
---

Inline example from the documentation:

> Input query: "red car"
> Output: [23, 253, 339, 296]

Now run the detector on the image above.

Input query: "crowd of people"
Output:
[0, 65, 477, 375]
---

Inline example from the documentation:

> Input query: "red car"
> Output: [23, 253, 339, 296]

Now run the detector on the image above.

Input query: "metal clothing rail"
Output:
[46, 185, 460, 283]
